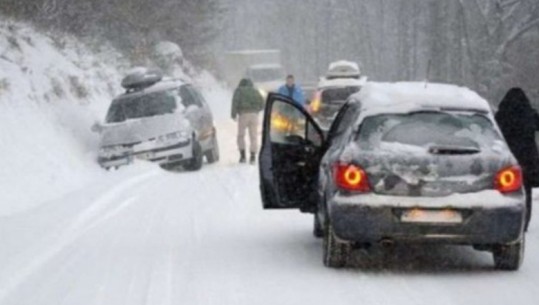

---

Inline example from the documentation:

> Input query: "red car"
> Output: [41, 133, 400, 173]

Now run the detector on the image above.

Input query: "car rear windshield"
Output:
[357, 111, 501, 151]
[106, 90, 178, 123]
[322, 87, 360, 104]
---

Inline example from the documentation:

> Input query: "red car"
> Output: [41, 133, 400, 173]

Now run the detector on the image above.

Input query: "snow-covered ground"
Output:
[0, 121, 538, 305]
[1, 19, 539, 305]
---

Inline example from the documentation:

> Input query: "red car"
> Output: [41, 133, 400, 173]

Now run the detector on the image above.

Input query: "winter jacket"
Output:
[495, 88, 539, 186]
[231, 79, 265, 119]
[278, 84, 306, 107]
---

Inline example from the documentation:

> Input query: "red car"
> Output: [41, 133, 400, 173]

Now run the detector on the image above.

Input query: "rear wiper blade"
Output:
[428, 146, 480, 155]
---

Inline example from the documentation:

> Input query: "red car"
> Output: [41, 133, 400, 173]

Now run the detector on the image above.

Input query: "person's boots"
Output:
[249, 152, 256, 164]
[239, 150, 246, 164]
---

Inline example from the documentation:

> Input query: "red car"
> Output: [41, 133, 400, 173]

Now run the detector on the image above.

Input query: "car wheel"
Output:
[493, 237, 525, 271]
[184, 140, 203, 171]
[205, 133, 220, 164]
[313, 215, 323, 238]
[323, 221, 351, 268]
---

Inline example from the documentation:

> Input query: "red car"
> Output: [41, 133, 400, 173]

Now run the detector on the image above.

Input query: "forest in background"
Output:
[2, 0, 539, 104]
[0, 0, 223, 65]
[215, 0, 539, 104]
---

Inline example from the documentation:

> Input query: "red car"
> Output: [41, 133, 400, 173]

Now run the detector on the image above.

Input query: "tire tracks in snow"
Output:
[0, 169, 160, 303]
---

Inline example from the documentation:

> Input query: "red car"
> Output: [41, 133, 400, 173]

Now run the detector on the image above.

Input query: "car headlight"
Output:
[156, 131, 190, 144]
[258, 88, 268, 99]
[99, 145, 128, 157]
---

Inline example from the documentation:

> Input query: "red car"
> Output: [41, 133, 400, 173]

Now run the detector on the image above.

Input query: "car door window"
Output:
[270, 101, 321, 147]
[327, 102, 360, 143]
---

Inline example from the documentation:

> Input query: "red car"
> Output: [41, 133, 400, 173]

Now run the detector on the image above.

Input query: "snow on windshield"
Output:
[357, 112, 502, 152]
[106, 90, 178, 123]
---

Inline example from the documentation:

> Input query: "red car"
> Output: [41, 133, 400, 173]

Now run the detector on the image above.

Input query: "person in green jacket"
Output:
[231, 78, 265, 164]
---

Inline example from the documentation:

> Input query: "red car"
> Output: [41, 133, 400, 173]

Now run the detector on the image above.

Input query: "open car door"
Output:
[259, 93, 325, 211]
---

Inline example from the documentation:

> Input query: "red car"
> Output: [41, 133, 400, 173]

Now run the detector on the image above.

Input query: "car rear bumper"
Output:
[98, 140, 192, 168]
[328, 190, 525, 245]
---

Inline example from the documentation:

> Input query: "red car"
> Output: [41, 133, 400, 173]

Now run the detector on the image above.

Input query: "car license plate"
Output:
[401, 209, 463, 224]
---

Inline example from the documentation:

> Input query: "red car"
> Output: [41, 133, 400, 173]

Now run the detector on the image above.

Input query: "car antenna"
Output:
[425, 59, 432, 89]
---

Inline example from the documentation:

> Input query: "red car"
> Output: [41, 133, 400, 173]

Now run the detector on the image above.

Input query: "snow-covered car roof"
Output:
[318, 76, 368, 89]
[115, 78, 185, 101]
[327, 60, 361, 78]
[351, 82, 492, 121]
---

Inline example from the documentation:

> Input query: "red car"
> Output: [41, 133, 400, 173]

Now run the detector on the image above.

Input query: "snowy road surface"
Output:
[1, 121, 538, 305]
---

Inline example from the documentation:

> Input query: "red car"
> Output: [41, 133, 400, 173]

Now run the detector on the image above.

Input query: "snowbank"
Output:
[0, 20, 128, 215]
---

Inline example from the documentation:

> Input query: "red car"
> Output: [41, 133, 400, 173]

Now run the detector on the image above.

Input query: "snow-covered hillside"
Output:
[0, 20, 230, 216]
[0, 21, 126, 215]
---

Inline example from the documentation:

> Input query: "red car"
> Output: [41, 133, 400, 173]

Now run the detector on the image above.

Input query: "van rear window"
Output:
[322, 87, 360, 104]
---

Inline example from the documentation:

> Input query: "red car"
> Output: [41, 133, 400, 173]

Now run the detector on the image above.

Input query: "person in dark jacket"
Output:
[495, 88, 539, 231]
[231, 78, 265, 164]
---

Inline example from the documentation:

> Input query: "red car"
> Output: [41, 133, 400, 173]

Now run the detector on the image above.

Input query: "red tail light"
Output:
[334, 164, 371, 192]
[495, 166, 523, 193]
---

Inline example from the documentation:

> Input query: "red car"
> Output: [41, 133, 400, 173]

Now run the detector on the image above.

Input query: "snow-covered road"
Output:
[1, 121, 538, 305]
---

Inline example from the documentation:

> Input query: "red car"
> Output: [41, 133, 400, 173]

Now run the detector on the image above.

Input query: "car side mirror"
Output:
[91, 121, 103, 133]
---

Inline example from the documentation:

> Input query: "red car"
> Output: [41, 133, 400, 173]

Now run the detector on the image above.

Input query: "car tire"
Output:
[184, 140, 203, 171]
[205, 133, 220, 164]
[313, 215, 323, 238]
[323, 221, 351, 268]
[493, 237, 525, 271]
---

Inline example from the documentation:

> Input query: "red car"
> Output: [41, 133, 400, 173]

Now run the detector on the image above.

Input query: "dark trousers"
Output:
[525, 183, 532, 231]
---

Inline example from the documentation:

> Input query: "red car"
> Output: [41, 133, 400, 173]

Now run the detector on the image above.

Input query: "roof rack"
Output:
[121, 67, 164, 92]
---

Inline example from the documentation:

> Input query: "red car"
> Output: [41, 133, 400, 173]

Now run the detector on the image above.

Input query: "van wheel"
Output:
[323, 222, 351, 268]
[184, 140, 203, 171]
[205, 133, 220, 164]
[493, 237, 525, 271]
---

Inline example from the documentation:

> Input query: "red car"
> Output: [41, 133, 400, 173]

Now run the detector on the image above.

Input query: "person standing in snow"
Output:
[278, 75, 306, 107]
[495, 88, 539, 231]
[231, 78, 265, 164]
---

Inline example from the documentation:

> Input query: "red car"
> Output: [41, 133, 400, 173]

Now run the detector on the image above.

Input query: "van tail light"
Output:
[334, 164, 371, 193]
[495, 166, 523, 193]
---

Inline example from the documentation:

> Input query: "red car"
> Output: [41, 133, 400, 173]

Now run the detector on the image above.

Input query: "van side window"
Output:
[179, 85, 202, 108]
[188, 86, 208, 107]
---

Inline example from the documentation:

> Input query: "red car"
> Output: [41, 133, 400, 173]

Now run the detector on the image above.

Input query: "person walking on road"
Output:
[495, 88, 539, 231]
[278, 75, 306, 107]
[231, 78, 265, 164]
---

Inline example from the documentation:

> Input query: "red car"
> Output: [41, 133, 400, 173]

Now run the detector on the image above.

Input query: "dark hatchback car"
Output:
[259, 82, 526, 270]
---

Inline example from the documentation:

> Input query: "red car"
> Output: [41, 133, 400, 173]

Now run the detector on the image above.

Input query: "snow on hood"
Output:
[100, 113, 191, 146]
